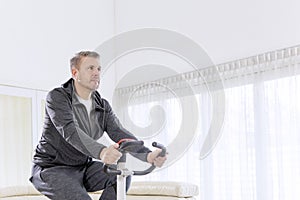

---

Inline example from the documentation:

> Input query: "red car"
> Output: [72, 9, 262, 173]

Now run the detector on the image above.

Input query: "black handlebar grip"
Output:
[103, 165, 122, 175]
[152, 142, 166, 157]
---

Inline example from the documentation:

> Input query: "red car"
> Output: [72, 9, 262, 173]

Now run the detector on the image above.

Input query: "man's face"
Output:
[72, 57, 101, 92]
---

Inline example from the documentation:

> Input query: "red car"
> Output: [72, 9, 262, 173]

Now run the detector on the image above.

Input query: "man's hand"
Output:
[99, 143, 122, 165]
[147, 149, 167, 168]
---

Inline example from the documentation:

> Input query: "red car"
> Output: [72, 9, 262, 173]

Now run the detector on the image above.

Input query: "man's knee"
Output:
[30, 165, 92, 200]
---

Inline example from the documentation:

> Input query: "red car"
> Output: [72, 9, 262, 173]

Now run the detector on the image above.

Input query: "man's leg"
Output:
[30, 164, 92, 200]
[83, 161, 131, 200]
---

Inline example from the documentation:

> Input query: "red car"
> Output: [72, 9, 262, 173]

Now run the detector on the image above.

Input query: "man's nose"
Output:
[92, 68, 100, 76]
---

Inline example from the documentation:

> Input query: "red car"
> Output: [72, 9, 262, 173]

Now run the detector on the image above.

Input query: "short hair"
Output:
[70, 51, 100, 70]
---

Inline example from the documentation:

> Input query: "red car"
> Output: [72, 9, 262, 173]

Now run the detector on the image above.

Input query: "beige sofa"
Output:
[0, 181, 198, 200]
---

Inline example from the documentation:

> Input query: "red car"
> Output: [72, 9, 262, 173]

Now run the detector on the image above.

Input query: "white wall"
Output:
[115, 0, 300, 64]
[0, 0, 115, 94]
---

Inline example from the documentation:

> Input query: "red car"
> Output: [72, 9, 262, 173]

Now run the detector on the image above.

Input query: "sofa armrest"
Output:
[127, 181, 199, 198]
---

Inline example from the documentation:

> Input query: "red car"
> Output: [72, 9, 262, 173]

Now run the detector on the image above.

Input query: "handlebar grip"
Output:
[152, 142, 166, 157]
[103, 165, 122, 175]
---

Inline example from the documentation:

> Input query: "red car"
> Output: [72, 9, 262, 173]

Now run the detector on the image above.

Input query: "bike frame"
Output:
[104, 140, 166, 200]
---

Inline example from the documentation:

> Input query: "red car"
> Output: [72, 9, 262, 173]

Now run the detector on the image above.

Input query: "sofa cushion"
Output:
[0, 185, 40, 197]
[0, 186, 102, 199]
[127, 181, 199, 198]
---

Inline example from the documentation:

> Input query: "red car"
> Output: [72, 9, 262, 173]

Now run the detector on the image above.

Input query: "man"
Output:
[30, 51, 167, 200]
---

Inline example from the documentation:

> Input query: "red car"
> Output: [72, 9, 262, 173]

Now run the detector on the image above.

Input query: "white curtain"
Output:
[114, 46, 300, 200]
[0, 88, 46, 188]
[0, 94, 32, 187]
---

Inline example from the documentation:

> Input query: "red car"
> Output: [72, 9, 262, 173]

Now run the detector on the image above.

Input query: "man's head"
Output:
[70, 51, 100, 70]
[70, 51, 101, 97]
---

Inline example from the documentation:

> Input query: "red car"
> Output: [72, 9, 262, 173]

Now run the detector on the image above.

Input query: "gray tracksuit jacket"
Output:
[33, 78, 150, 167]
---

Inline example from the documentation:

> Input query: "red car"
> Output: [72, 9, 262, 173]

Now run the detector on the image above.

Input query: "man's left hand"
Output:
[147, 149, 167, 167]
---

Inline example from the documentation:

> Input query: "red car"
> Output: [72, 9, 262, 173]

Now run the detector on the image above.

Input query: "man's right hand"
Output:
[99, 143, 122, 165]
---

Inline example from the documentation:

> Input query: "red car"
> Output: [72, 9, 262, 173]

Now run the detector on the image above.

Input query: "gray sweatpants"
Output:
[30, 161, 131, 200]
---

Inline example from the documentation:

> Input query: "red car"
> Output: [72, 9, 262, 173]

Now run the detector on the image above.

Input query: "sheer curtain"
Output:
[0, 93, 32, 187]
[114, 46, 300, 200]
[0, 87, 47, 188]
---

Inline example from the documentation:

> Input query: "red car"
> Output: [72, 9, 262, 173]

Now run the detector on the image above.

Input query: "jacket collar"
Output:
[61, 78, 106, 111]
[62, 78, 74, 96]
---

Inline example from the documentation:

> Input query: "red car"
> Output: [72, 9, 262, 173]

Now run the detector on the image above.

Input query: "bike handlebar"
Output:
[103, 141, 166, 176]
[152, 142, 166, 157]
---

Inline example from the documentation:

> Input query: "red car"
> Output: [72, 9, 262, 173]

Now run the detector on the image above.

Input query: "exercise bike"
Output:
[104, 139, 166, 200]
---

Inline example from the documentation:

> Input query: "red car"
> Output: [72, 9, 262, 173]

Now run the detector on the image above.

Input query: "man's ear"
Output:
[71, 67, 78, 79]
